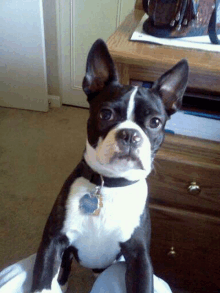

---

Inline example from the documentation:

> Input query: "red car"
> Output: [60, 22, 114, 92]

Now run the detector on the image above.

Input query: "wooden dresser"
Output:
[107, 1, 220, 292]
[148, 135, 220, 292]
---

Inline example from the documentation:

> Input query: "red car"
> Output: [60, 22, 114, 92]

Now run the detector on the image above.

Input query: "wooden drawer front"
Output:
[149, 205, 220, 292]
[148, 158, 220, 217]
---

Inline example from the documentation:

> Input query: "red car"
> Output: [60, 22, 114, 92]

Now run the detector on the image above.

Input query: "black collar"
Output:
[80, 159, 139, 188]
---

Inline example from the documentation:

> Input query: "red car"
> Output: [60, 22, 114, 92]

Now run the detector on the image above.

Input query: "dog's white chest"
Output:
[62, 177, 148, 269]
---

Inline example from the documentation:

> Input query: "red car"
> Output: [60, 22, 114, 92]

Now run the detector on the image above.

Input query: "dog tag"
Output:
[79, 175, 104, 216]
[79, 186, 103, 216]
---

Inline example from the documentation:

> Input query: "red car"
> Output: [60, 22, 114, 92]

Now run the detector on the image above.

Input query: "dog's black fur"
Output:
[31, 39, 188, 293]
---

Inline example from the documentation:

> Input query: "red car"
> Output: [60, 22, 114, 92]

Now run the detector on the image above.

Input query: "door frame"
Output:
[56, 0, 135, 108]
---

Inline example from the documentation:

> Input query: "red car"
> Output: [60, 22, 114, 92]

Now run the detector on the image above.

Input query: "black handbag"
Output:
[142, 0, 220, 44]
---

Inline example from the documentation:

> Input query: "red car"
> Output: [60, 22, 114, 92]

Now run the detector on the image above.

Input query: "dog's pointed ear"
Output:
[82, 39, 118, 101]
[152, 59, 189, 115]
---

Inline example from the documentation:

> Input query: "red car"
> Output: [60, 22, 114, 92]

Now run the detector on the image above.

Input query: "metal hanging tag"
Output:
[79, 175, 104, 216]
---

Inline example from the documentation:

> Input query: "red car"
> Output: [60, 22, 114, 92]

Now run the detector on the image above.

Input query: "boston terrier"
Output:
[31, 39, 188, 293]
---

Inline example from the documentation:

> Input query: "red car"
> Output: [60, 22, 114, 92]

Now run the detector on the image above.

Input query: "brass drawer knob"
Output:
[167, 246, 176, 257]
[187, 182, 201, 195]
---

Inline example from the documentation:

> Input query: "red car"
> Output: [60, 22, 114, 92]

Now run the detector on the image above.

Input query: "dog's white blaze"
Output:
[127, 86, 138, 120]
[62, 177, 148, 269]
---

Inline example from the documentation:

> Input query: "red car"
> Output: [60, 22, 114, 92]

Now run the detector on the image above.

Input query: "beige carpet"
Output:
[0, 105, 96, 292]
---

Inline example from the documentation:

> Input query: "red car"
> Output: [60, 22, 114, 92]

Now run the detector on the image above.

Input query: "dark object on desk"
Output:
[141, 80, 220, 119]
[142, 0, 220, 44]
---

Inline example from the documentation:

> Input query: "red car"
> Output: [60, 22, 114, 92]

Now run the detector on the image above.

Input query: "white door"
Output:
[58, 0, 135, 108]
[0, 0, 48, 112]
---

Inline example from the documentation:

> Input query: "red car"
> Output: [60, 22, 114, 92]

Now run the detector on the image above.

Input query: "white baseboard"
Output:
[0, 94, 49, 112]
[48, 95, 61, 108]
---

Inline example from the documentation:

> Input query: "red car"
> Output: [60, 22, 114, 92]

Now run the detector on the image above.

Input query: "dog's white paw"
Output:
[33, 283, 68, 293]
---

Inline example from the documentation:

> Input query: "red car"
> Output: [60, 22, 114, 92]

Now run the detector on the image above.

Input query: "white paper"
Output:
[165, 112, 220, 142]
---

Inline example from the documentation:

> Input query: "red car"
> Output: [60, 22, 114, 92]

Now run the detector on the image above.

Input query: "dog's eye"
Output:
[99, 109, 114, 121]
[149, 117, 161, 129]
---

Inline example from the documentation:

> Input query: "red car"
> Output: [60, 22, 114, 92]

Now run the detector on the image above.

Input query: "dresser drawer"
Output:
[149, 205, 220, 292]
[148, 157, 220, 216]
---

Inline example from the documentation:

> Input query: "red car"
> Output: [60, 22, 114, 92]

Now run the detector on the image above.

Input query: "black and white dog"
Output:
[31, 39, 188, 293]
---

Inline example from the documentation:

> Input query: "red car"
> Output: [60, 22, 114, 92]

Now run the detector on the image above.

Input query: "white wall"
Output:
[0, 0, 48, 112]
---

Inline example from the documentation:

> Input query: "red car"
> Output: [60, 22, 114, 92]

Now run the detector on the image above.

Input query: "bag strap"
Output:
[208, 0, 220, 44]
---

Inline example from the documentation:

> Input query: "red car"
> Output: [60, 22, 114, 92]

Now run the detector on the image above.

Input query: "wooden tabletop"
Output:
[107, 5, 220, 95]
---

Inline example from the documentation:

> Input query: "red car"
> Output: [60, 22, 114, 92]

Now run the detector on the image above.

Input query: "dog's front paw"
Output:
[33, 286, 67, 293]
[32, 281, 67, 293]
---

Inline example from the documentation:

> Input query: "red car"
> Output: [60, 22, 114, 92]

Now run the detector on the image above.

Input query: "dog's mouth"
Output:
[109, 148, 144, 170]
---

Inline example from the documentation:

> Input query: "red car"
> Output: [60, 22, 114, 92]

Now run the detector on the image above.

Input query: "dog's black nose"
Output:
[116, 129, 142, 147]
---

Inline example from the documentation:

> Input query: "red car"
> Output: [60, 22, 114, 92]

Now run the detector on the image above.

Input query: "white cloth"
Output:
[0, 254, 172, 293]
[91, 262, 172, 293]
[0, 255, 36, 293]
